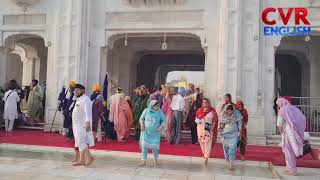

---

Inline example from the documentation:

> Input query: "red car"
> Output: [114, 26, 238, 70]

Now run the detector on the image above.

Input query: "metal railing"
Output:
[292, 97, 320, 136]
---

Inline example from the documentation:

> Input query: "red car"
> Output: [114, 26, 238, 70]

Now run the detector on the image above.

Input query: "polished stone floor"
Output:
[0, 144, 318, 180]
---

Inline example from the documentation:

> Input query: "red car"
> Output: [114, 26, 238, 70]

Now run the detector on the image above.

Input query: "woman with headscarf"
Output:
[276, 97, 306, 176]
[134, 86, 149, 140]
[139, 100, 166, 166]
[186, 93, 202, 144]
[220, 93, 235, 112]
[235, 100, 249, 161]
[27, 86, 43, 126]
[91, 84, 105, 142]
[219, 104, 242, 170]
[195, 98, 218, 164]
[162, 86, 174, 142]
[110, 92, 134, 143]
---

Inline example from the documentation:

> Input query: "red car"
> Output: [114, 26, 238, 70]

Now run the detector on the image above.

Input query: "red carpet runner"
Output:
[0, 130, 319, 168]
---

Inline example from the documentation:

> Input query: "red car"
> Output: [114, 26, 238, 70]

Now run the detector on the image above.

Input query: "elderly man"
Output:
[72, 84, 94, 166]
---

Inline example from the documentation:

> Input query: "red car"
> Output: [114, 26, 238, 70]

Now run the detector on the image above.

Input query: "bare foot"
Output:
[241, 156, 246, 161]
[154, 159, 159, 166]
[204, 158, 208, 165]
[72, 161, 85, 166]
[139, 160, 146, 167]
[283, 170, 297, 176]
[85, 157, 94, 166]
[228, 162, 234, 170]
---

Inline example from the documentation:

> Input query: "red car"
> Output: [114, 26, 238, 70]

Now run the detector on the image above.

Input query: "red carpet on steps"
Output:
[0, 130, 319, 168]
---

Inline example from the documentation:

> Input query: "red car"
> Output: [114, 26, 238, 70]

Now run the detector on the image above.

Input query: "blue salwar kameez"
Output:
[220, 108, 243, 162]
[139, 100, 166, 160]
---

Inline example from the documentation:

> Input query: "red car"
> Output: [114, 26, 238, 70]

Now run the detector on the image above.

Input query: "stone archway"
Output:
[102, 33, 205, 96]
[0, 33, 48, 127]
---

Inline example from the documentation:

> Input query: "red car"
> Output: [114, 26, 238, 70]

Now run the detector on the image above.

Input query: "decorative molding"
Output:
[12, 0, 40, 11]
[3, 14, 46, 25]
[122, 0, 186, 6]
[105, 10, 204, 30]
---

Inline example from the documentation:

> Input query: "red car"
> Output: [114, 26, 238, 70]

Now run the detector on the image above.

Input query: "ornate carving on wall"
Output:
[12, 0, 40, 11]
[122, 0, 186, 6]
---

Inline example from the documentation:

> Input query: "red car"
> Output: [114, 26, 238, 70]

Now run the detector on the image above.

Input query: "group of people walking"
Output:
[2, 78, 314, 176]
[58, 80, 252, 170]
[1, 79, 45, 132]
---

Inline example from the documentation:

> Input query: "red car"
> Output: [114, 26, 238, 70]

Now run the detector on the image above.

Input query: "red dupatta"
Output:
[196, 106, 219, 146]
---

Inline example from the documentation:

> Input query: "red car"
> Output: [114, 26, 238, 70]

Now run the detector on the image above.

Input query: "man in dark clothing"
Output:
[58, 80, 77, 139]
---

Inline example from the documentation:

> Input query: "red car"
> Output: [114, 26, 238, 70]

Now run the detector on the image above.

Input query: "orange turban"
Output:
[92, 84, 101, 92]
[69, 80, 76, 88]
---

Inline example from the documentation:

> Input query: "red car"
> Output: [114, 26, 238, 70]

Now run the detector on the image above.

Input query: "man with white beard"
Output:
[72, 84, 94, 166]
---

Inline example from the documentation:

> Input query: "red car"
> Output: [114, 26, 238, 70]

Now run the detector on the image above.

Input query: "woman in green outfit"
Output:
[134, 86, 149, 140]
[27, 86, 43, 126]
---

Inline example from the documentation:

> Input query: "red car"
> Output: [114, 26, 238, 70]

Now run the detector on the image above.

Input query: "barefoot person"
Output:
[219, 104, 242, 170]
[276, 97, 306, 176]
[139, 100, 166, 166]
[195, 98, 218, 164]
[72, 84, 95, 166]
[235, 100, 249, 161]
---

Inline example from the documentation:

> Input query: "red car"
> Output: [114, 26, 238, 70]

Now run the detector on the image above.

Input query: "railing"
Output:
[291, 97, 320, 136]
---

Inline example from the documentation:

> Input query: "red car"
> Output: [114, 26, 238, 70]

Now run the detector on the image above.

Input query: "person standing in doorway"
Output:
[31, 79, 43, 96]
[27, 86, 43, 126]
[72, 84, 94, 166]
[3, 82, 20, 132]
[170, 87, 185, 144]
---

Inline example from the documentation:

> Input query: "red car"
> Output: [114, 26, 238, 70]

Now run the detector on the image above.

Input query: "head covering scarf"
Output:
[276, 97, 306, 156]
[220, 104, 236, 124]
[146, 100, 161, 117]
[196, 102, 214, 119]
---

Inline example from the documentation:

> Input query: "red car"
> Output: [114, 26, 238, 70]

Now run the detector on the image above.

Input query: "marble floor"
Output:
[0, 144, 318, 180]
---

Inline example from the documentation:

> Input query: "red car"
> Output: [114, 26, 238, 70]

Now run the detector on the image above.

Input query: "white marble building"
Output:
[0, 0, 319, 144]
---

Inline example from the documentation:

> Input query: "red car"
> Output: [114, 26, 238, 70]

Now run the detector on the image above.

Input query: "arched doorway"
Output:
[103, 33, 205, 95]
[275, 35, 320, 135]
[0, 34, 48, 129]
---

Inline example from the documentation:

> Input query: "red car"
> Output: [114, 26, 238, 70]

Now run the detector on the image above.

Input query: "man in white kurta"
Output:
[3, 86, 20, 132]
[72, 84, 94, 166]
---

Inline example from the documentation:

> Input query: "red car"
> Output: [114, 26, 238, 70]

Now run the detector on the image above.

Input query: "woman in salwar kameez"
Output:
[235, 100, 249, 161]
[195, 98, 218, 164]
[162, 86, 174, 142]
[27, 86, 43, 126]
[276, 97, 306, 176]
[134, 87, 149, 140]
[110, 93, 134, 143]
[139, 100, 166, 166]
[186, 94, 202, 144]
[219, 104, 242, 170]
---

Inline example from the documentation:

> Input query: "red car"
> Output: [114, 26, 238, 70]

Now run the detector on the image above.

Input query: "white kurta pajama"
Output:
[3, 90, 20, 131]
[72, 94, 95, 151]
[3, 90, 20, 120]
